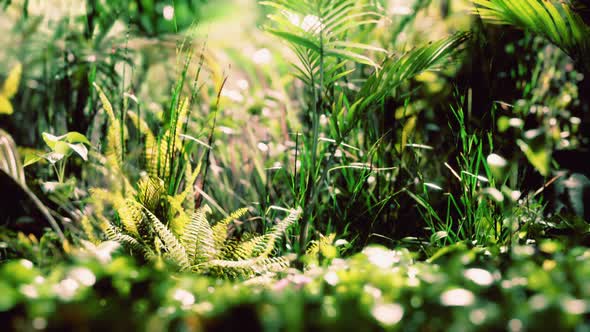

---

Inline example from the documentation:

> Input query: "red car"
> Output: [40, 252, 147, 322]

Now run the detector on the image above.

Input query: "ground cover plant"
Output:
[1, 0, 589, 331]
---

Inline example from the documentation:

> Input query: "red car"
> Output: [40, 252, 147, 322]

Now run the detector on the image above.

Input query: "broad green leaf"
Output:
[42, 132, 60, 149]
[53, 141, 73, 158]
[68, 143, 89, 161]
[23, 153, 44, 167]
[64, 131, 91, 145]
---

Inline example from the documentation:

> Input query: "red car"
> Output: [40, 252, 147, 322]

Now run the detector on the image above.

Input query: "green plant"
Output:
[471, 0, 590, 73]
[24, 131, 91, 184]
[261, 0, 469, 251]
[0, 129, 65, 241]
[88, 67, 302, 277]
[0, 62, 21, 115]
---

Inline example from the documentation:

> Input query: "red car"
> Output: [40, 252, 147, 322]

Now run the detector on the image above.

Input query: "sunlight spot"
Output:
[257, 142, 269, 152]
[570, 117, 581, 126]
[20, 260, 34, 269]
[221, 89, 244, 103]
[482, 187, 504, 203]
[86, 54, 97, 63]
[53, 278, 79, 300]
[562, 299, 587, 315]
[372, 303, 404, 326]
[69, 267, 96, 287]
[508, 118, 524, 128]
[389, 0, 412, 15]
[324, 271, 339, 286]
[529, 294, 548, 311]
[283, 10, 301, 27]
[219, 126, 234, 135]
[364, 285, 382, 299]
[194, 301, 213, 314]
[252, 48, 272, 65]
[163, 5, 174, 21]
[524, 129, 542, 140]
[363, 247, 400, 269]
[424, 182, 443, 191]
[173, 289, 195, 307]
[508, 319, 523, 332]
[470, 309, 487, 325]
[487, 153, 507, 168]
[440, 288, 475, 306]
[301, 15, 323, 33]
[237, 79, 249, 90]
[32, 317, 47, 330]
[464, 268, 494, 286]
[20, 285, 38, 299]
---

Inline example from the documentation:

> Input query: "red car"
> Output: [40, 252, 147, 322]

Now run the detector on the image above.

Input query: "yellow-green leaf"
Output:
[2, 62, 22, 99]
[0, 95, 13, 115]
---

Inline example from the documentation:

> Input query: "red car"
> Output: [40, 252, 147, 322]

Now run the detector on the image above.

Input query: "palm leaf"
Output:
[471, 0, 590, 72]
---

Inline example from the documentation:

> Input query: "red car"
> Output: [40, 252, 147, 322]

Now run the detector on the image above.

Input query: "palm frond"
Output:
[261, 0, 385, 86]
[471, 0, 590, 72]
[355, 33, 469, 116]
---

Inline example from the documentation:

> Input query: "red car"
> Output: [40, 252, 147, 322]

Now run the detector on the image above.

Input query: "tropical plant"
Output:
[24, 131, 91, 183]
[0, 129, 65, 241]
[261, 0, 469, 250]
[88, 71, 302, 277]
[470, 0, 590, 73]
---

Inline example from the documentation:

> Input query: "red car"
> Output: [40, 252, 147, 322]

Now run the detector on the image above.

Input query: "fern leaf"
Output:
[93, 83, 123, 166]
[117, 199, 144, 236]
[136, 175, 165, 212]
[203, 256, 293, 278]
[212, 207, 249, 255]
[180, 205, 214, 264]
[252, 207, 301, 258]
[142, 207, 190, 269]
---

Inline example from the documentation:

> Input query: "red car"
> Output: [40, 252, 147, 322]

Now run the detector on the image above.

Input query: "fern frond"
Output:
[136, 175, 165, 212]
[142, 207, 190, 269]
[202, 256, 293, 278]
[306, 233, 336, 256]
[117, 199, 144, 236]
[167, 193, 190, 235]
[94, 83, 123, 166]
[180, 205, 214, 264]
[212, 207, 249, 254]
[253, 207, 301, 258]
